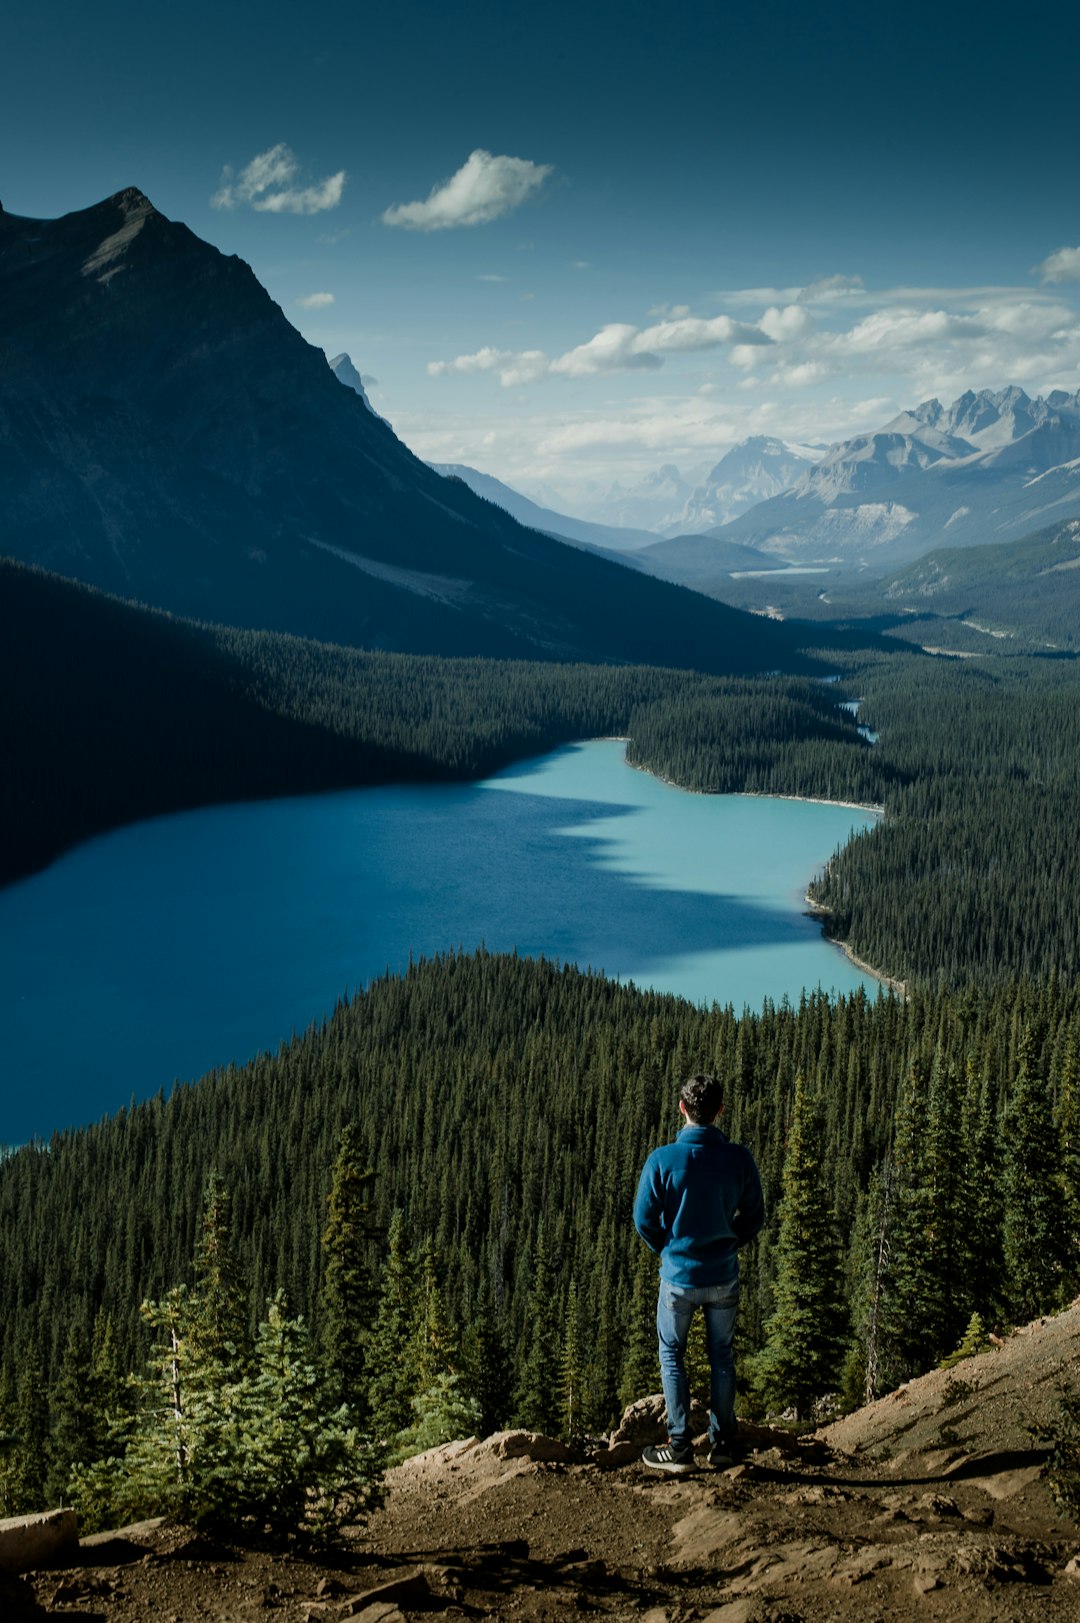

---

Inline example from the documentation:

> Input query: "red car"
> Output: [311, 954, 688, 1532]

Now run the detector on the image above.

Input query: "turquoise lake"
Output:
[0, 739, 879, 1143]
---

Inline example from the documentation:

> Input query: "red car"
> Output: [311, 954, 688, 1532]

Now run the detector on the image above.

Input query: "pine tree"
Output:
[392, 1373, 482, 1463]
[513, 1230, 561, 1434]
[618, 1244, 660, 1410]
[366, 1211, 417, 1439]
[191, 1169, 248, 1375]
[459, 1290, 512, 1437]
[559, 1279, 583, 1443]
[10, 1340, 49, 1513]
[46, 1321, 97, 1505]
[1055, 1028, 1080, 1297]
[1004, 1027, 1066, 1322]
[876, 1063, 933, 1384]
[73, 1289, 384, 1544]
[962, 1063, 1004, 1325]
[320, 1127, 378, 1415]
[756, 1074, 847, 1419]
[412, 1244, 458, 1394]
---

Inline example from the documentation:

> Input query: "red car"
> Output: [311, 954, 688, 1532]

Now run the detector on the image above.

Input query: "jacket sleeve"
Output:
[633, 1154, 667, 1254]
[732, 1150, 766, 1246]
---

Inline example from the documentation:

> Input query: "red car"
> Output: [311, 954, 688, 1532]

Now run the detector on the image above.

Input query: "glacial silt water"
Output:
[0, 739, 878, 1141]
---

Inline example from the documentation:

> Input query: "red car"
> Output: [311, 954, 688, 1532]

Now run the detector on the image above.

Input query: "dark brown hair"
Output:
[680, 1072, 723, 1124]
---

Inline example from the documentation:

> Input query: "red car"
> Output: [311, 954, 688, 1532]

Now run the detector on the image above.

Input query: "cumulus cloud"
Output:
[429, 311, 772, 386]
[294, 291, 335, 308]
[1037, 246, 1080, 284]
[213, 144, 346, 214]
[382, 149, 553, 231]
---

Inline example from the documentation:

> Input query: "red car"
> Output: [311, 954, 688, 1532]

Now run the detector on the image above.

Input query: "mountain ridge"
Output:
[0, 187, 805, 674]
[710, 385, 1080, 567]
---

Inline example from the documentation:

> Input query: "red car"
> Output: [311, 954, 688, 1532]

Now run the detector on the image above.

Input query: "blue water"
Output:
[0, 740, 878, 1143]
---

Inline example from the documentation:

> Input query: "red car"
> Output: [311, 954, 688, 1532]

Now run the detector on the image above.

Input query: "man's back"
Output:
[633, 1122, 764, 1287]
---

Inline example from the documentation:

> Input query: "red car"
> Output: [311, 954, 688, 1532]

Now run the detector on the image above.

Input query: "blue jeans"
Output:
[656, 1279, 739, 1450]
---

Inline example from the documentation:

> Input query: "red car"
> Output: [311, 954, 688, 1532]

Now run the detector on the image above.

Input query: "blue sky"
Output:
[5, 0, 1080, 507]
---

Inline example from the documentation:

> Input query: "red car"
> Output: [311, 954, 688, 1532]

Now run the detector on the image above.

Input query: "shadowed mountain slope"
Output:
[0, 188, 803, 673]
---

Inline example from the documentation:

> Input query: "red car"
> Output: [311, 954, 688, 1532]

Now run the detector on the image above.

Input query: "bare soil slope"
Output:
[7, 1302, 1080, 1623]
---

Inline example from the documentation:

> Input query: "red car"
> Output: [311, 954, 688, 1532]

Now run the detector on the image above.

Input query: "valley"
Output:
[3, 164, 1080, 1623]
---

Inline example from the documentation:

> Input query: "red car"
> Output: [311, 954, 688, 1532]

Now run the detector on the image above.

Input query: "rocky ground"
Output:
[5, 1301, 1080, 1623]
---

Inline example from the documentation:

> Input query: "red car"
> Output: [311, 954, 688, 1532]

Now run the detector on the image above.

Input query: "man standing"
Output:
[633, 1072, 765, 1472]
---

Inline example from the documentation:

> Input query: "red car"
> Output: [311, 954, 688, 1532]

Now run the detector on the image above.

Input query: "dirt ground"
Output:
[7, 1301, 1080, 1623]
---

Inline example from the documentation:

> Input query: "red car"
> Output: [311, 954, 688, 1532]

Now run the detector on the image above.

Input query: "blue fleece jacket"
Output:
[633, 1123, 766, 1286]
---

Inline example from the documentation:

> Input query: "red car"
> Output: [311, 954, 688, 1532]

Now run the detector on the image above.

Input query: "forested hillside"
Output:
[2, 952, 1077, 1516]
[808, 654, 1080, 983]
[0, 560, 869, 887]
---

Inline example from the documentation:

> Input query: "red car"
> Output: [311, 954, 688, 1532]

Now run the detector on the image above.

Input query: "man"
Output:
[632, 1072, 765, 1472]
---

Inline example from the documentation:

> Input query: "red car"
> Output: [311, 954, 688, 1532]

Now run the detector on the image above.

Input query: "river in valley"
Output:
[0, 739, 879, 1143]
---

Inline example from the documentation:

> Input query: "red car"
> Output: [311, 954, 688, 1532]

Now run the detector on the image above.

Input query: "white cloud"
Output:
[213, 144, 346, 214]
[430, 311, 772, 386]
[294, 291, 335, 309]
[382, 149, 553, 231]
[1037, 246, 1080, 284]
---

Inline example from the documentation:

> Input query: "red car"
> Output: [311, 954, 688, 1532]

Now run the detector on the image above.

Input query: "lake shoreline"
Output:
[622, 745, 896, 993]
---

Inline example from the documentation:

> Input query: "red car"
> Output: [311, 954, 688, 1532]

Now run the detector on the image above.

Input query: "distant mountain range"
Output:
[0, 187, 807, 674]
[558, 438, 822, 537]
[709, 387, 1080, 568]
[661, 437, 821, 535]
[425, 461, 659, 552]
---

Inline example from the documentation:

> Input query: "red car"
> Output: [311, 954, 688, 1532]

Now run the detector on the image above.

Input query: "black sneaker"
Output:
[707, 1435, 742, 1467]
[642, 1442, 695, 1473]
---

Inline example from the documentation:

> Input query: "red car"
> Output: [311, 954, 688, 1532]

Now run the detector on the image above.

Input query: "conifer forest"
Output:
[3, 563, 1080, 1532]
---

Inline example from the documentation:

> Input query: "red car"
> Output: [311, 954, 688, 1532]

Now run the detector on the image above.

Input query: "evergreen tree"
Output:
[73, 1289, 384, 1545]
[320, 1126, 378, 1414]
[513, 1230, 561, 1434]
[366, 1211, 417, 1439]
[1004, 1028, 1066, 1321]
[46, 1321, 97, 1505]
[10, 1340, 49, 1513]
[412, 1244, 458, 1394]
[559, 1279, 583, 1443]
[392, 1373, 482, 1463]
[619, 1244, 660, 1409]
[756, 1074, 847, 1418]
[191, 1169, 248, 1375]
[1055, 1028, 1080, 1297]
[459, 1291, 512, 1437]
[962, 1064, 1005, 1324]
[877, 1064, 934, 1384]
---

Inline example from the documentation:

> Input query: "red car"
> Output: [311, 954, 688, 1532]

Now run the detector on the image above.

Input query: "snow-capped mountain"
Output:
[662, 437, 820, 535]
[712, 387, 1080, 567]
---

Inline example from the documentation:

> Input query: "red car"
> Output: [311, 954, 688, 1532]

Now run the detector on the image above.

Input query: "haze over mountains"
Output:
[0, 187, 805, 674]
[711, 385, 1080, 567]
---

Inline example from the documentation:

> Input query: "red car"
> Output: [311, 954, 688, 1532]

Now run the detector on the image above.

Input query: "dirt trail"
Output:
[7, 1303, 1080, 1622]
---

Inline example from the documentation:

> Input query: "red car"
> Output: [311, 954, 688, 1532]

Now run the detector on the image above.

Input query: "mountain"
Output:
[558, 441, 821, 537]
[710, 387, 1080, 568]
[629, 531, 787, 586]
[0, 188, 802, 673]
[326, 350, 386, 421]
[427, 462, 658, 552]
[594, 463, 700, 531]
[869, 517, 1080, 649]
[660, 435, 821, 535]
